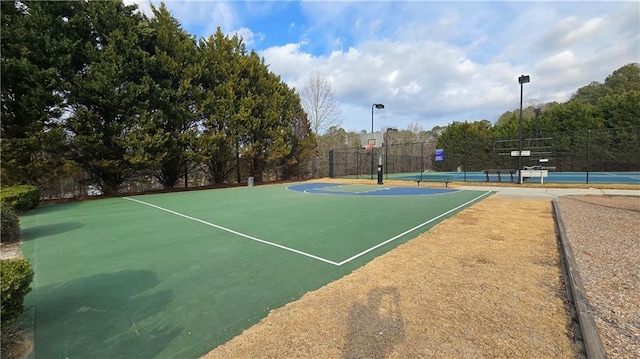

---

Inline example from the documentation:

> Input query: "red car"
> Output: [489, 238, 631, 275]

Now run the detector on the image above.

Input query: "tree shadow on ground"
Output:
[20, 222, 84, 241]
[29, 269, 181, 358]
[342, 286, 405, 359]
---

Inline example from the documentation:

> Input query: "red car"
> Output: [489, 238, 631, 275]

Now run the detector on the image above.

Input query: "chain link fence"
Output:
[329, 127, 640, 181]
[37, 127, 638, 199]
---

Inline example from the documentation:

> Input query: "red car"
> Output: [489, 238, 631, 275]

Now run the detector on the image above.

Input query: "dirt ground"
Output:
[204, 184, 578, 358]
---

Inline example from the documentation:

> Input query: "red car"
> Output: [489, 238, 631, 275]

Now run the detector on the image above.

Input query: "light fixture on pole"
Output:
[518, 74, 530, 184]
[371, 103, 384, 180]
[385, 127, 398, 179]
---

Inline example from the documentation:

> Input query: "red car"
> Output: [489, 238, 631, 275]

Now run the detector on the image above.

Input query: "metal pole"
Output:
[517, 75, 529, 184]
[371, 105, 374, 180]
[534, 108, 541, 138]
[377, 150, 383, 185]
[184, 162, 188, 188]
[586, 129, 591, 184]
[385, 128, 397, 179]
[420, 142, 424, 182]
[385, 140, 388, 180]
[356, 148, 360, 179]
[329, 150, 334, 178]
[518, 82, 523, 184]
[464, 134, 467, 182]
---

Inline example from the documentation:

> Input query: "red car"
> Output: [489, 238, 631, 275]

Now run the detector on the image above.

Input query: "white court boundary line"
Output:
[336, 190, 492, 265]
[124, 190, 492, 267]
[289, 184, 461, 197]
[123, 197, 340, 266]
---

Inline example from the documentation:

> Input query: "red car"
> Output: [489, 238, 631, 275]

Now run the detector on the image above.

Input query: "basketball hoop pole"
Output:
[371, 103, 385, 180]
[377, 151, 384, 185]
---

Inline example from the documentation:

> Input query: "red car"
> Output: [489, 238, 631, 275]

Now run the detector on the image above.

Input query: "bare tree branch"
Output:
[299, 71, 342, 136]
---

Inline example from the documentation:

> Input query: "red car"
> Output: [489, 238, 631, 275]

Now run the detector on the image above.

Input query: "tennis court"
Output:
[20, 182, 490, 358]
[389, 171, 640, 184]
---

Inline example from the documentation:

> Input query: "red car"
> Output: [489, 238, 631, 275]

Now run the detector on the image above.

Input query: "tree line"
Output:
[433, 63, 640, 172]
[1, 1, 316, 194]
[318, 64, 640, 174]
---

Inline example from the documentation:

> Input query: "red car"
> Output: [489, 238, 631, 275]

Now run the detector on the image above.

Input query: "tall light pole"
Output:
[518, 75, 530, 184]
[371, 103, 384, 179]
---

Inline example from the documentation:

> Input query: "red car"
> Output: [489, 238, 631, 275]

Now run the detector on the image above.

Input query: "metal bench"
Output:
[416, 175, 453, 188]
[483, 169, 517, 182]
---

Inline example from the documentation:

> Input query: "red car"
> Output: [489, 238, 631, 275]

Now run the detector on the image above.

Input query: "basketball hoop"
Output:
[364, 144, 374, 152]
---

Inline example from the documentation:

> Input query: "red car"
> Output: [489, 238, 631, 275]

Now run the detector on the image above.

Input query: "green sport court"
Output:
[20, 182, 492, 358]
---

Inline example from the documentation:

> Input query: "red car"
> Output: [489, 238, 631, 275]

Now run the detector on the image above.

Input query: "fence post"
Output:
[420, 142, 424, 182]
[345, 150, 349, 179]
[356, 148, 360, 179]
[329, 150, 334, 178]
[586, 129, 591, 184]
[385, 143, 388, 180]
[464, 135, 468, 182]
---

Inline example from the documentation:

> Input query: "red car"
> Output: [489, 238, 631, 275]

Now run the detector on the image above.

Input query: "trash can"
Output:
[248, 177, 254, 187]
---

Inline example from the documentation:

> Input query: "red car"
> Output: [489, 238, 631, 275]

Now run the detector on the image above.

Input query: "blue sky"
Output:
[129, 1, 640, 133]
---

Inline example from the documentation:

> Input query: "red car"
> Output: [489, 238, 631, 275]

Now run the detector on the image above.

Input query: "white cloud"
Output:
[402, 82, 421, 95]
[209, 2, 237, 32]
[130, 1, 640, 132]
[546, 16, 605, 48]
[538, 50, 578, 71]
[232, 27, 264, 48]
[566, 17, 605, 43]
[125, 0, 153, 16]
[261, 35, 529, 131]
[260, 44, 319, 88]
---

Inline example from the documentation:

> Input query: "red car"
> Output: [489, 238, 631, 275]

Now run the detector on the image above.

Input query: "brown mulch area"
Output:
[0, 325, 32, 359]
[556, 195, 640, 359]
[204, 196, 577, 358]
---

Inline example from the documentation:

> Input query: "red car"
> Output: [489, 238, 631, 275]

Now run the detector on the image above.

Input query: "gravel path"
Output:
[555, 195, 640, 359]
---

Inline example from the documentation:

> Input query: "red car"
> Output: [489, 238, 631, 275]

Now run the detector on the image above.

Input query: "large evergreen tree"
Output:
[64, 1, 149, 194]
[196, 29, 315, 183]
[196, 29, 246, 184]
[238, 52, 293, 181]
[281, 104, 316, 180]
[1, 1, 73, 187]
[126, 3, 199, 189]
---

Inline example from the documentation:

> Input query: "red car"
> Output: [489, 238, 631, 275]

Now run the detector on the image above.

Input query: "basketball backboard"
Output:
[360, 131, 384, 149]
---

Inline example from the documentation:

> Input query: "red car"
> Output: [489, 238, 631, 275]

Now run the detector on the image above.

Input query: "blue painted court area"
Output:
[287, 183, 457, 196]
[391, 171, 640, 184]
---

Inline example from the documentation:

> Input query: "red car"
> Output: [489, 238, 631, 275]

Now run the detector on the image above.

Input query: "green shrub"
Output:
[0, 259, 34, 325]
[0, 185, 40, 213]
[0, 205, 20, 243]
